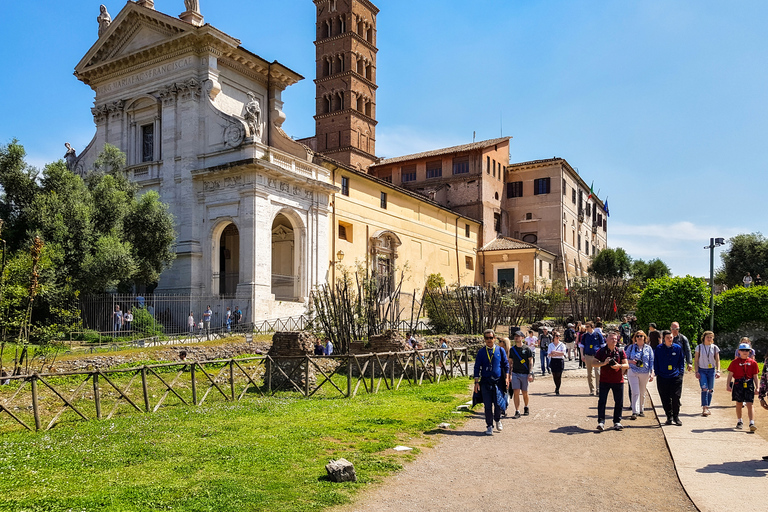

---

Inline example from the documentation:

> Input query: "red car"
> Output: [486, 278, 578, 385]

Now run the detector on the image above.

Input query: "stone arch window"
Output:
[272, 213, 298, 301]
[356, 56, 364, 75]
[370, 230, 402, 299]
[212, 221, 240, 297]
[324, 56, 332, 77]
[356, 94, 364, 112]
[337, 91, 345, 111]
[323, 19, 331, 39]
[525, 212, 532, 220]
[324, 95, 332, 114]
[338, 15, 345, 34]
[364, 100, 372, 117]
[365, 63, 373, 81]
[337, 54, 345, 73]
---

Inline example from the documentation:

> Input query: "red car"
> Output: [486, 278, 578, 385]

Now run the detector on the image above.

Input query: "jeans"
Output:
[540, 349, 550, 374]
[656, 375, 683, 419]
[480, 380, 503, 427]
[597, 382, 624, 424]
[698, 367, 715, 407]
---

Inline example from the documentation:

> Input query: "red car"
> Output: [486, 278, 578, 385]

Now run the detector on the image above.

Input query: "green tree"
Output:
[635, 276, 710, 345]
[631, 258, 672, 284]
[719, 233, 768, 288]
[588, 247, 631, 279]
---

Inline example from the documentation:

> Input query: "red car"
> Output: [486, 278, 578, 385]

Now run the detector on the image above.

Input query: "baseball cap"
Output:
[514, 330, 525, 337]
[738, 343, 751, 351]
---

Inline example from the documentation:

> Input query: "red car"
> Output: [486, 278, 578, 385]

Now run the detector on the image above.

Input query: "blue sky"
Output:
[1, 0, 766, 277]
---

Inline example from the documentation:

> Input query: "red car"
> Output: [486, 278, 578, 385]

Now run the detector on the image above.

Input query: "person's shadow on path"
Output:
[549, 425, 598, 435]
[424, 429, 489, 437]
[696, 459, 768, 477]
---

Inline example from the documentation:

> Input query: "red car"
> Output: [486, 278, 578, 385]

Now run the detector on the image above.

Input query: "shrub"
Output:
[713, 286, 768, 332]
[636, 276, 710, 345]
[131, 307, 164, 336]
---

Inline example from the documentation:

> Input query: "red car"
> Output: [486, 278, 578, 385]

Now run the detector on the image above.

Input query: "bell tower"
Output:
[313, 0, 378, 169]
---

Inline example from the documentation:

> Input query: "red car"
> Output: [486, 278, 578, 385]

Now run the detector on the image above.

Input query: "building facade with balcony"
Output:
[504, 158, 609, 284]
[72, 2, 333, 321]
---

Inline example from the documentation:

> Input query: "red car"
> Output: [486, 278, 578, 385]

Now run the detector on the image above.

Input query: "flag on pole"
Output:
[613, 299, 617, 313]
[587, 182, 595, 201]
[603, 198, 610, 217]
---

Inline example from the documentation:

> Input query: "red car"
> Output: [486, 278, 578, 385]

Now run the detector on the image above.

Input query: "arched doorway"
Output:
[217, 223, 240, 296]
[271, 214, 297, 300]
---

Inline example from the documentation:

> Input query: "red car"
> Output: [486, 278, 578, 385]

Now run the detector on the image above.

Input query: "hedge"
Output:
[636, 276, 710, 344]
[713, 286, 768, 332]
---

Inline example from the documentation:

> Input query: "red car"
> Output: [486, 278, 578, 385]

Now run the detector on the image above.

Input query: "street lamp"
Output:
[704, 237, 726, 331]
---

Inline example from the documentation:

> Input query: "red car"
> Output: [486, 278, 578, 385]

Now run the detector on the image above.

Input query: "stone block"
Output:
[325, 458, 357, 482]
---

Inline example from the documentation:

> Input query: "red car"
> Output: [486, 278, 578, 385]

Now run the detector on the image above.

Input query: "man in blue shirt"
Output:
[581, 322, 605, 395]
[654, 330, 686, 426]
[474, 329, 510, 435]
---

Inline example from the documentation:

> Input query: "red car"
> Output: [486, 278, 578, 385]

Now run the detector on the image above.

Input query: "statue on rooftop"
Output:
[64, 143, 77, 171]
[97, 5, 111, 37]
[184, 0, 200, 14]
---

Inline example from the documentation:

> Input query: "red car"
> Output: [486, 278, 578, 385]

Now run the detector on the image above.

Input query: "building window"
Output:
[401, 164, 416, 182]
[465, 223, 470, 237]
[592, 244, 596, 256]
[539, 260, 543, 277]
[486, 156, 490, 174]
[578, 190, 583, 210]
[141, 124, 154, 162]
[603, 219, 607, 232]
[338, 222, 353, 242]
[534, 177, 551, 195]
[598, 213, 603, 227]
[380, 192, 387, 209]
[452, 157, 469, 175]
[426, 160, 442, 179]
[494, 212, 501, 232]
[381, 174, 392, 183]
[563, 179, 567, 195]
[341, 176, 349, 196]
[572, 189, 576, 204]
[507, 181, 523, 198]
[493, 160, 496, 178]
[522, 233, 538, 244]
[577, 234, 581, 252]
[586, 203, 591, 216]
[465, 256, 474, 270]
[548, 262, 552, 278]
[338, 224, 347, 241]
[525, 212, 533, 220]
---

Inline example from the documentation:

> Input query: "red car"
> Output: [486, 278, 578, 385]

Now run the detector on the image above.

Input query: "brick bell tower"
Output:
[313, 0, 378, 170]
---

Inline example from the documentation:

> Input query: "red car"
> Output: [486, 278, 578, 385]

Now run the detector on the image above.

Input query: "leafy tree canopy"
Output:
[719, 233, 768, 288]
[631, 258, 672, 284]
[0, 141, 176, 293]
[588, 247, 632, 279]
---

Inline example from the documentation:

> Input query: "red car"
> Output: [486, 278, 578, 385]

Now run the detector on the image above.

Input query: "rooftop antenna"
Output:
[473, 131, 476, 143]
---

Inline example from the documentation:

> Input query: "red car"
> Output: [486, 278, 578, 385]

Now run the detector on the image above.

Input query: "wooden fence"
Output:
[0, 348, 468, 433]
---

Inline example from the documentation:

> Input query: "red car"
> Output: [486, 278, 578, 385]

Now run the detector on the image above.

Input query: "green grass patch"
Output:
[0, 378, 471, 511]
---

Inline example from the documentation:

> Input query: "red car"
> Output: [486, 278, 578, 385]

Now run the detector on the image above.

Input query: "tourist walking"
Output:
[694, 330, 720, 416]
[743, 272, 753, 288]
[538, 326, 552, 376]
[670, 322, 693, 372]
[647, 323, 661, 349]
[726, 343, 760, 431]
[581, 322, 605, 395]
[324, 338, 334, 356]
[733, 337, 756, 359]
[654, 330, 685, 425]
[548, 332, 567, 395]
[619, 316, 632, 346]
[594, 332, 628, 431]
[473, 329, 509, 435]
[626, 330, 654, 420]
[755, 274, 763, 286]
[508, 330, 534, 418]
[564, 323, 576, 361]
[525, 330, 538, 366]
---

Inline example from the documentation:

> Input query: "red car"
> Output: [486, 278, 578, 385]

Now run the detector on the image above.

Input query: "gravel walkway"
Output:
[334, 360, 697, 512]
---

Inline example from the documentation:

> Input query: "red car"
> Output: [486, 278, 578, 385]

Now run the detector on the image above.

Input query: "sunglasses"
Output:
[484, 336, 494, 339]
[636, 335, 646, 339]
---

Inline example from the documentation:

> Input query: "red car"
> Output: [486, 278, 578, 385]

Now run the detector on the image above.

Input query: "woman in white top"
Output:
[626, 330, 654, 419]
[525, 331, 538, 364]
[694, 330, 720, 416]
[188, 311, 195, 333]
[547, 332, 567, 395]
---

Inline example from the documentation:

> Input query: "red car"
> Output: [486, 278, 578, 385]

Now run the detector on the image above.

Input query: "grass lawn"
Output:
[0, 377, 471, 512]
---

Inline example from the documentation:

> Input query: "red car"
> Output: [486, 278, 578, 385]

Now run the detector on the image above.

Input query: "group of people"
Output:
[313, 338, 334, 356]
[187, 305, 243, 337]
[473, 321, 768, 437]
[742, 272, 763, 287]
[111, 305, 134, 335]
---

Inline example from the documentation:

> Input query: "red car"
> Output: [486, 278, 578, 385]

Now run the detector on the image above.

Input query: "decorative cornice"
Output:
[314, 70, 378, 91]
[315, 31, 378, 54]
[218, 57, 268, 87]
[314, 108, 377, 125]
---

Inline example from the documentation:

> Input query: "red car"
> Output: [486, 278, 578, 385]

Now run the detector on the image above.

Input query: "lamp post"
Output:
[705, 237, 725, 331]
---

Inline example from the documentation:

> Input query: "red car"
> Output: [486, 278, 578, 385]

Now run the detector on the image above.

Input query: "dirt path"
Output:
[335, 362, 697, 512]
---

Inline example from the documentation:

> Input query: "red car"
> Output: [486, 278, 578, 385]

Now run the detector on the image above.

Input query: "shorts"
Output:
[732, 380, 755, 403]
[510, 373, 530, 391]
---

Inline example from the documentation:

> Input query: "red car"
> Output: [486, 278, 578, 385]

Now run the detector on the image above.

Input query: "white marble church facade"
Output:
[73, 2, 333, 321]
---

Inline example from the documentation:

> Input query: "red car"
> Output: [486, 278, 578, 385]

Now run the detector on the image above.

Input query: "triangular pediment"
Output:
[75, 3, 193, 75]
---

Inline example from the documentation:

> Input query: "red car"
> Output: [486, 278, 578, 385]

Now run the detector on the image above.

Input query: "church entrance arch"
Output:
[213, 222, 240, 296]
[271, 213, 299, 301]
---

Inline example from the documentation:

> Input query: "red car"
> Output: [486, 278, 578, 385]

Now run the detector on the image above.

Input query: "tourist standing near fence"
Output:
[594, 332, 628, 431]
[654, 330, 685, 426]
[694, 330, 720, 417]
[123, 309, 133, 332]
[474, 329, 509, 435]
[626, 330, 654, 420]
[188, 312, 195, 333]
[203, 306, 212, 339]
[112, 305, 123, 336]
[548, 332, 567, 395]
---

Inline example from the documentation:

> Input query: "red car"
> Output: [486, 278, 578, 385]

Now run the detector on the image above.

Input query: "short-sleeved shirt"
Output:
[595, 346, 627, 384]
[695, 344, 720, 370]
[203, 310, 212, 322]
[727, 358, 759, 380]
[525, 336, 538, 351]
[538, 334, 552, 350]
[547, 342, 567, 360]
[509, 345, 533, 374]
[648, 331, 661, 348]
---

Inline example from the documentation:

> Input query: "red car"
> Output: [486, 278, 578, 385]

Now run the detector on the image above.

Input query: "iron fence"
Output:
[0, 347, 469, 433]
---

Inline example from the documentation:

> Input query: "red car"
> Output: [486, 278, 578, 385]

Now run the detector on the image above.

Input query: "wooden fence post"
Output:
[93, 372, 102, 420]
[229, 359, 235, 401]
[141, 367, 150, 412]
[347, 355, 352, 398]
[266, 357, 272, 393]
[31, 374, 41, 431]
[304, 356, 310, 397]
[464, 348, 468, 376]
[191, 363, 197, 406]
[390, 353, 395, 389]
[413, 351, 418, 385]
[369, 355, 374, 394]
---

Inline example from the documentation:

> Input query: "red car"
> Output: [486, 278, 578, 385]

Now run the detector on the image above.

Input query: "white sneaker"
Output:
[485, 426, 494, 435]
[597, 423, 604, 431]
[496, 420, 503, 432]
[614, 422, 624, 431]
